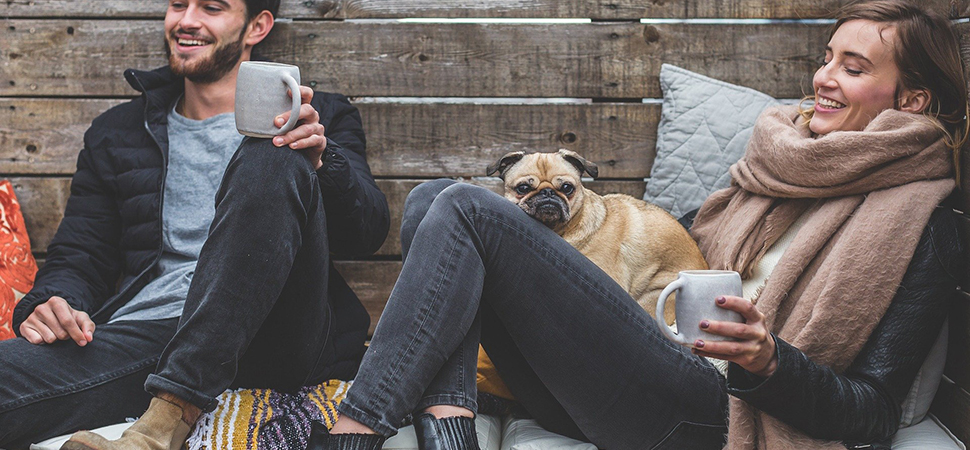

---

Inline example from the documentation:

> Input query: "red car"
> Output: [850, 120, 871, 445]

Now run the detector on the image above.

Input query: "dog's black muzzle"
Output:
[526, 188, 569, 227]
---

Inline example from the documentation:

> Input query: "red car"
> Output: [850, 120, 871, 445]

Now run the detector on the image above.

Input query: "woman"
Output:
[314, 1, 968, 448]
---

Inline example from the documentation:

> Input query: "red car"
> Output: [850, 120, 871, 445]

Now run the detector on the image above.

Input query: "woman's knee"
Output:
[402, 179, 459, 238]
[401, 180, 500, 255]
[432, 182, 508, 217]
[404, 179, 458, 216]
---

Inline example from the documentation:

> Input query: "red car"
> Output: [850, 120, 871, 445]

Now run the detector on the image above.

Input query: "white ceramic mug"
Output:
[234, 61, 302, 138]
[655, 270, 744, 347]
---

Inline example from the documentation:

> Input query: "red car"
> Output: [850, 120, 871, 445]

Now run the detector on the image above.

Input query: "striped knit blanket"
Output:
[185, 379, 353, 450]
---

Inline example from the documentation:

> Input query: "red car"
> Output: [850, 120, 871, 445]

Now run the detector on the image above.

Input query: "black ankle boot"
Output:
[306, 421, 386, 450]
[412, 413, 481, 450]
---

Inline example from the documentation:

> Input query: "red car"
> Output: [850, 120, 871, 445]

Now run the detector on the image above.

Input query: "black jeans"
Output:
[0, 138, 336, 448]
[338, 180, 728, 449]
[146, 137, 338, 410]
[0, 319, 177, 449]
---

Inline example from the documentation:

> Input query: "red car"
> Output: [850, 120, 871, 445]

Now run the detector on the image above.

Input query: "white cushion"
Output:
[499, 416, 596, 450]
[383, 414, 503, 450]
[30, 422, 133, 450]
[893, 413, 966, 450]
[899, 319, 948, 427]
[644, 64, 779, 218]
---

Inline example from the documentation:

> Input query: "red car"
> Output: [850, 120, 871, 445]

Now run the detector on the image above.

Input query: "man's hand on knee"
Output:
[19, 296, 95, 346]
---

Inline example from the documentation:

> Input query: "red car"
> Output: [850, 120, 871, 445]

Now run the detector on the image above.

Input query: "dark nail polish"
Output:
[695, 340, 705, 348]
[700, 320, 710, 329]
[716, 296, 726, 304]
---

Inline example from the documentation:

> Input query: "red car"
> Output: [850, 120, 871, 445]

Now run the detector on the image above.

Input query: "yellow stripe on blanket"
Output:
[186, 379, 354, 450]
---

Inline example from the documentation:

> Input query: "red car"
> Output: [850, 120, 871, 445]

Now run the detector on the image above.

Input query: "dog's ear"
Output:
[557, 149, 598, 179]
[486, 151, 526, 178]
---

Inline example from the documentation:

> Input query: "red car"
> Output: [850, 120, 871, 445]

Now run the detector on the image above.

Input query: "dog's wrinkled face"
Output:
[487, 150, 597, 230]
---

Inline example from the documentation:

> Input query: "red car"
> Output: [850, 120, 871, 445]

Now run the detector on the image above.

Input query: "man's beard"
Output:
[165, 28, 246, 84]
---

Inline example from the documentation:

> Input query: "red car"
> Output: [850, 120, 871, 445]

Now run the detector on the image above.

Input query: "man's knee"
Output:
[229, 137, 316, 181]
[218, 137, 318, 206]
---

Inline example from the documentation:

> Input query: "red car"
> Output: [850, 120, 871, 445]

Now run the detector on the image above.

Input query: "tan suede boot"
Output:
[61, 393, 200, 450]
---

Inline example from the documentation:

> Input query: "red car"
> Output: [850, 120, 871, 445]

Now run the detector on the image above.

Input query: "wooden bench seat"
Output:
[2, 0, 969, 444]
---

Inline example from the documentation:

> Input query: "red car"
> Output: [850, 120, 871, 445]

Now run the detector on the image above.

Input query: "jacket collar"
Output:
[124, 65, 179, 93]
[124, 66, 184, 127]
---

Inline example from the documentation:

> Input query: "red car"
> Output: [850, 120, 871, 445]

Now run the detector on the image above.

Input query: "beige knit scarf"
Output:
[690, 105, 955, 450]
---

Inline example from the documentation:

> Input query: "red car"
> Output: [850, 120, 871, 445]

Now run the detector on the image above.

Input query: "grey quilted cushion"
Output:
[645, 64, 779, 218]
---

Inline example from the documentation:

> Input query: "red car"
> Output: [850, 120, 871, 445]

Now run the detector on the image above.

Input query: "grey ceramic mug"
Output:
[235, 61, 302, 138]
[655, 270, 744, 347]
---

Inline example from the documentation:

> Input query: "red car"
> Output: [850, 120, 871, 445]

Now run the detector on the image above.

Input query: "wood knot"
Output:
[643, 25, 661, 43]
[560, 132, 578, 144]
[314, 1, 338, 15]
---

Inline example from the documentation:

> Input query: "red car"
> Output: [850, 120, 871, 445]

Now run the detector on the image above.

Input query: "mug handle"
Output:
[277, 73, 302, 134]
[655, 278, 688, 345]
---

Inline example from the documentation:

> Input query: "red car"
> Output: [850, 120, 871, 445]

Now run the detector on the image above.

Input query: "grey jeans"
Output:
[338, 180, 728, 449]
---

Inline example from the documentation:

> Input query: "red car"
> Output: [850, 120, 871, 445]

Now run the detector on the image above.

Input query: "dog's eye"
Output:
[560, 183, 575, 195]
[515, 184, 533, 195]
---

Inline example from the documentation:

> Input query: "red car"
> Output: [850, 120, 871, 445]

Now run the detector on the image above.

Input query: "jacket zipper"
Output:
[98, 112, 168, 316]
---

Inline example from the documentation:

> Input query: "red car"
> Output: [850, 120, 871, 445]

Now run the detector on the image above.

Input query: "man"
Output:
[0, 0, 389, 448]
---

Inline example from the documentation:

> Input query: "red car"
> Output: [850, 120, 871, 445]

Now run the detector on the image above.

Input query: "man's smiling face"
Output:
[164, 0, 250, 84]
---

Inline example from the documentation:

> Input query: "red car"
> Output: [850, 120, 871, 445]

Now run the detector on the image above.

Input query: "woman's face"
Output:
[810, 20, 904, 135]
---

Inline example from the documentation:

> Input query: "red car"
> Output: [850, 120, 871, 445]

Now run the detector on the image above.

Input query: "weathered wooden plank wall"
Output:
[934, 290, 970, 444]
[2, 0, 967, 19]
[2, 20, 829, 98]
[0, 99, 660, 177]
[951, 21, 970, 442]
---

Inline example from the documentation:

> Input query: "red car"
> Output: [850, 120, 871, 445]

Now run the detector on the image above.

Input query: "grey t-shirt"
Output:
[109, 103, 244, 323]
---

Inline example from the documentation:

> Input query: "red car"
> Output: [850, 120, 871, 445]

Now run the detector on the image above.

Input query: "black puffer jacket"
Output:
[725, 199, 967, 447]
[13, 66, 390, 379]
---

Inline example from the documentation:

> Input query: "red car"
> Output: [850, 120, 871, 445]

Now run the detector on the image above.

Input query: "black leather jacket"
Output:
[724, 200, 967, 447]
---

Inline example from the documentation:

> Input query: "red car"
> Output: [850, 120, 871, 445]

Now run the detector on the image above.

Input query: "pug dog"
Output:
[486, 149, 708, 324]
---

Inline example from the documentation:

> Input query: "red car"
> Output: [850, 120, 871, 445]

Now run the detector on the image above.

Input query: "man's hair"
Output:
[244, 0, 281, 21]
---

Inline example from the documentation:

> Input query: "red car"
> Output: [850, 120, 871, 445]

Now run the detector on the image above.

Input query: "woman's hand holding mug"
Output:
[655, 270, 778, 378]
[690, 295, 778, 378]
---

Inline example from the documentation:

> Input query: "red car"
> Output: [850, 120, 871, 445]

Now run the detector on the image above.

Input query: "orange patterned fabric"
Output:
[0, 180, 37, 340]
